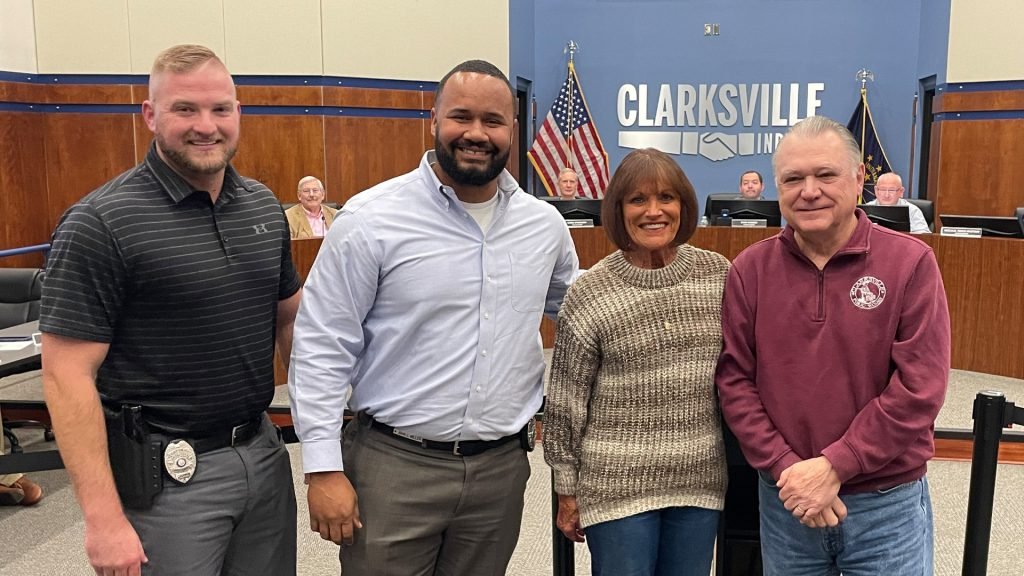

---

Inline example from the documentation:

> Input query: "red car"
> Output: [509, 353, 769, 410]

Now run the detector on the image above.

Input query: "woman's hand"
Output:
[556, 494, 586, 543]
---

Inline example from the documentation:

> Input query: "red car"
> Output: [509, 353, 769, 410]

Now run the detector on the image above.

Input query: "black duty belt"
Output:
[163, 416, 263, 455]
[367, 415, 518, 457]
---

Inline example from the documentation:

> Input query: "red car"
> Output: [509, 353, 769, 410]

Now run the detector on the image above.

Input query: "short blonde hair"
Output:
[151, 44, 224, 76]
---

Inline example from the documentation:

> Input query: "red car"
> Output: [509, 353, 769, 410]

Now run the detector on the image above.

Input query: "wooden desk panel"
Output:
[286, 229, 1024, 381]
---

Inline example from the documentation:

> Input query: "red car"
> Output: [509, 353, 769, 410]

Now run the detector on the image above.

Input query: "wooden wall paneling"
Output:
[927, 121, 942, 206]
[0, 82, 47, 104]
[232, 114, 326, 202]
[43, 84, 132, 105]
[130, 85, 147, 105]
[0, 112, 50, 268]
[238, 86, 323, 107]
[926, 235, 1024, 379]
[323, 87, 423, 110]
[934, 119, 1024, 217]
[325, 116, 428, 204]
[42, 114, 137, 233]
[934, 90, 1024, 114]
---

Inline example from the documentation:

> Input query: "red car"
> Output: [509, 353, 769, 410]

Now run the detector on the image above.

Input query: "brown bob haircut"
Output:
[601, 148, 699, 251]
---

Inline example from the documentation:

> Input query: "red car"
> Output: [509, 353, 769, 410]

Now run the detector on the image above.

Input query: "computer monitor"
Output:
[539, 197, 603, 226]
[939, 214, 1024, 238]
[707, 199, 782, 227]
[858, 204, 911, 233]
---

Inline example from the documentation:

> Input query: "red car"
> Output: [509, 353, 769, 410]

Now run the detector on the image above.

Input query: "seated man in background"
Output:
[865, 172, 929, 234]
[286, 176, 338, 238]
[738, 170, 765, 199]
[557, 167, 579, 199]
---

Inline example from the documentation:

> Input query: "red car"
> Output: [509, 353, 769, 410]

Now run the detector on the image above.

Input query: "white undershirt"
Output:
[460, 193, 500, 234]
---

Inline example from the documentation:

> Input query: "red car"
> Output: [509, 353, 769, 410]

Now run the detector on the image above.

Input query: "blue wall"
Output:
[917, 1, 951, 85]
[525, 0, 932, 208]
[509, 0, 536, 90]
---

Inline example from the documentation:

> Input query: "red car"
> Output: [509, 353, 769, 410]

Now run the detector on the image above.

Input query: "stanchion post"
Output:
[962, 391, 1006, 576]
[552, 475, 575, 576]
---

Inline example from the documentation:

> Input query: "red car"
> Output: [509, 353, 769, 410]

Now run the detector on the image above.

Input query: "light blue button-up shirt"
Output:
[290, 152, 579, 472]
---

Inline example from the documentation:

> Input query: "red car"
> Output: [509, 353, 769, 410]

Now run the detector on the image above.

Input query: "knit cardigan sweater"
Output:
[543, 244, 729, 528]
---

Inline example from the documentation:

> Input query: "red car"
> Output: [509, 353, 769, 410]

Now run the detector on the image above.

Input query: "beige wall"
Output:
[0, 0, 38, 73]
[323, 0, 509, 81]
[26, 0, 510, 80]
[34, 0, 130, 73]
[947, 0, 1024, 82]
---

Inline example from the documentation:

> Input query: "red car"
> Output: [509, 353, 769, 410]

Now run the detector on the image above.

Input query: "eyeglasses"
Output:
[875, 188, 902, 194]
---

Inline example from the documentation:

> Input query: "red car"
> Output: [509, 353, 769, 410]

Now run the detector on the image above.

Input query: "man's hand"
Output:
[555, 494, 586, 543]
[797, 496, 848, 528]
[84, 513, 148, 576]
[777, 456, 841, 520]
[307, 471, 362, 546]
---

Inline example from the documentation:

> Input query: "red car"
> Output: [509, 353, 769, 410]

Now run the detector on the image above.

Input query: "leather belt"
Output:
[366, 415, 518, 457]
[170, 416, 263, 455]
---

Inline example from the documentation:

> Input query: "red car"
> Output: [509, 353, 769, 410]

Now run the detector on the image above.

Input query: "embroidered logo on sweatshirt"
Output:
[850, 276, 886, 310]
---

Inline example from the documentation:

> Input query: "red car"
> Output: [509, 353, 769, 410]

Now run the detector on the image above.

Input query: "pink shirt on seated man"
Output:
[285, 176, 338, 239]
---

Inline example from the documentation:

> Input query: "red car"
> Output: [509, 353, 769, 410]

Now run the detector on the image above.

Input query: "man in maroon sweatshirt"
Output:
[716, 115, 950, 575]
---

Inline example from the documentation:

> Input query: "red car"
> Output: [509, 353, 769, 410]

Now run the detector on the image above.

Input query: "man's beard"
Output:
[156, 133, 237, 177]
[435, 137, 509, 187]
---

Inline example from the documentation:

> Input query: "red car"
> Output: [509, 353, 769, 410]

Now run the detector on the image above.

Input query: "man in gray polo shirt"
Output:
[40, 44, 301, 576]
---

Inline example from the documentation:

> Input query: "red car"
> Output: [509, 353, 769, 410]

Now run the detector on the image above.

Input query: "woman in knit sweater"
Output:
[543, 148, 729, 576]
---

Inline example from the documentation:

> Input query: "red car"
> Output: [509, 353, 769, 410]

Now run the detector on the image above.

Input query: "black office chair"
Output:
[0, 268, 51, 453]
[704, 193, 739, 220]
[1015, 207, 1024, 231]
[906, 198, 935, 232]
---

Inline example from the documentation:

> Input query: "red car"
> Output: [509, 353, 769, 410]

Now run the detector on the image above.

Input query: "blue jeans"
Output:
[585, 506, 719, 576]
[758, 471, 933, 576]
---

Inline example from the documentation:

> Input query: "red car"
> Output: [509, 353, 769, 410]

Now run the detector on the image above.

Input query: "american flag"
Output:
[528, 62, 610, 199]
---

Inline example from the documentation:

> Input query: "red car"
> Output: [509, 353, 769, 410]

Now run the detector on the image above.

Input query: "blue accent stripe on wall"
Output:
[939, 80, 1024, 93]
[0, 70, 437, 91]
[247, 105, 429, 118]
[934, 111, 1024, 121]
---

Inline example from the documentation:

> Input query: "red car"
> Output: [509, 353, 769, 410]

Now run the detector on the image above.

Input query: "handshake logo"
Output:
[698, 132, 737, 162]
[617, 130, 784, 162]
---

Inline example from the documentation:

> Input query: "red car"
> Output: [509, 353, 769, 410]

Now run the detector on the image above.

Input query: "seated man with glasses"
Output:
[865, 172, 929, 234]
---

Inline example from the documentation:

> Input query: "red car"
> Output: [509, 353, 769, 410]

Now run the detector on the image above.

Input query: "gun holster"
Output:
[104, 405, 164, 510]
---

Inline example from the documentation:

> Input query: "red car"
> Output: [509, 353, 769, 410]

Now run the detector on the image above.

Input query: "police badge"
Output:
[163, 440, 197, 484]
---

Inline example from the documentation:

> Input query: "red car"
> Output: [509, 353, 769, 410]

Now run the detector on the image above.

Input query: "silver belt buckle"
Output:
[452, 440, 462, 456]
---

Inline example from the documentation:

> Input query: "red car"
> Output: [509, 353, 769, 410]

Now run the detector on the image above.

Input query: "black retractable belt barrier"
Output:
[552, 476, 575, 576]
[962, 391, 1024, 576]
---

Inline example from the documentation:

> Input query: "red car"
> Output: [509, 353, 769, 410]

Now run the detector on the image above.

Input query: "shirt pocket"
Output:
[509, 251, 555, 313]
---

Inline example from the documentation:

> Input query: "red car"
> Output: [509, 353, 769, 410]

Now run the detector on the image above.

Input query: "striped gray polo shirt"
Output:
[40, 144, 301, 435]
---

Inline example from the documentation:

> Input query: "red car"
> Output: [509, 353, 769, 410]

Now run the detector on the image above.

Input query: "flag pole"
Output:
[531, 95, 539, 196]
[855, 68, 873, 158]
[855, 68, 874, 204]
[564, 41, 578, 174]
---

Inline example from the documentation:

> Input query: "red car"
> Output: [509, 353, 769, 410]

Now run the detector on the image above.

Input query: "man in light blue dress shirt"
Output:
[865, 172, 930, 234]
[289, 59, 579, 575]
